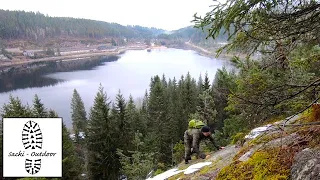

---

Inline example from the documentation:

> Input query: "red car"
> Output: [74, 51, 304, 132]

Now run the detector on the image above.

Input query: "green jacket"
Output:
[184, 128, 220, 154]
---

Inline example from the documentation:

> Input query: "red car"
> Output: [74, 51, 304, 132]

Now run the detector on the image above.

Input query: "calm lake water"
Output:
[0, 48, 232, 128]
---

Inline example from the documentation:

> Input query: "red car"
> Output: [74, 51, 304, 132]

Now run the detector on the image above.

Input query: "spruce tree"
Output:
[180, 72, 197, 124]
[117, 132, 155, 180]
[86, 85, 120, 179]
[70, 89, 87, 176]
[212, 67, 237, 130]
[172, 77, 186, 139]
[203, 72, 211, 91]
[126, 95, 143, 136]
[161, 74, 168, 88]
[141, 90, 149, 113]
[197, 89, 217, 125]
[62, 122, 81, 179]
[167, 77, 182, 143]
[197, 73, 203, 94]
[48, 109, 59, 118]
[71, 89, 87, 142]
[197, 72, 217, 125]
[139, 90, 149, 136]
[32, 94, 48, 117]
[147, 76, 171, 165]
[113, 90, 131, 152]
[1, 95, 32, 117]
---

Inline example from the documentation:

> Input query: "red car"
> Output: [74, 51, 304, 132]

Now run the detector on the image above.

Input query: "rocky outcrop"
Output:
[146, 113, 319, 180]
[291, 148, 320, 180]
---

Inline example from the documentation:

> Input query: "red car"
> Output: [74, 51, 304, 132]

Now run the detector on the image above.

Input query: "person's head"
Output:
[201, 126, 211, 136]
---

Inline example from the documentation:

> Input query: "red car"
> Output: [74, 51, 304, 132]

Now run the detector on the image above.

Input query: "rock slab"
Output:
[291, 148, 320, 180]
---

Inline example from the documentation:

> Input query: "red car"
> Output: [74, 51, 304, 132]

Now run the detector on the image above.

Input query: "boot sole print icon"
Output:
[22, 120, 43, 175]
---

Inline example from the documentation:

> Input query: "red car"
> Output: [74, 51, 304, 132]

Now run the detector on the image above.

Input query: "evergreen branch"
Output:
[282, 96, 320, 127]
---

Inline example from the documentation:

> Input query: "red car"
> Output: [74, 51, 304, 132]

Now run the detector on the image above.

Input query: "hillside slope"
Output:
[157, 26, 229, 44]
[147, 105, 320, 180]
[0, 9, 164, 41]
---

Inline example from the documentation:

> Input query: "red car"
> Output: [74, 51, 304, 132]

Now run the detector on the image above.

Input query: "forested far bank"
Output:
[0, 9, 164, 41]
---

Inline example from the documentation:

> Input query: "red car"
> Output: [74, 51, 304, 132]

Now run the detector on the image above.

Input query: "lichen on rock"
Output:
[290, 148, 320, 180]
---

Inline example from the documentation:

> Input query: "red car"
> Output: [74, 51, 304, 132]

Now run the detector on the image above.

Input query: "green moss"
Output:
[231, 132, 246, 144]
[250, 131, 282, 145]
[233, 144, 253, 161]
[199, 162, 217, 174]
[178, 164, 189, 170]
[217, 148, 290, 180]
[302, 107, 312, 117]
[154, 169, 164, 176]
[168, 172, 185, 180]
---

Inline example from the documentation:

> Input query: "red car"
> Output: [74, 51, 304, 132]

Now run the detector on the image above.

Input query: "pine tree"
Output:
[32, 94, 48, 117]
[86, 85, 120, 179]
[71, 89, 87, 142]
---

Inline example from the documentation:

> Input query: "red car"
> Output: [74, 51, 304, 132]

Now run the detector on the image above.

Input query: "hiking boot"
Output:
[185, 156, 191, 164]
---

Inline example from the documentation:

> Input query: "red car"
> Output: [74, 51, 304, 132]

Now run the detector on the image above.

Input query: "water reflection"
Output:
[0, 55, 119, 93]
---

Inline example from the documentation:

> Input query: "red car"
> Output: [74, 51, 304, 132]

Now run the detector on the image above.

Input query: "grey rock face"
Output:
[291, 148, 320, 180]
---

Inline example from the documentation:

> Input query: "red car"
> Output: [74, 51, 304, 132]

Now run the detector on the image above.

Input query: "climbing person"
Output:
[184, 119, 223, 164]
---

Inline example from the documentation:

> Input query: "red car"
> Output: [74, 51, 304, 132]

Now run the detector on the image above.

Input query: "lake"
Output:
[0, 48, 232, 128]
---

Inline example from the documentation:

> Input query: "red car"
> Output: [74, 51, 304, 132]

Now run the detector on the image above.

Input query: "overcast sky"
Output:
[1, 0, 215, 31]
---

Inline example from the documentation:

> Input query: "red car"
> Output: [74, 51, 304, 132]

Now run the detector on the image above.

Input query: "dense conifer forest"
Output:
[0, 9, 164, 41]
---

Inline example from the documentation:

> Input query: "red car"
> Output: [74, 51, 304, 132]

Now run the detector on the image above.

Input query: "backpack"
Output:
[188, 119, 206, 129]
